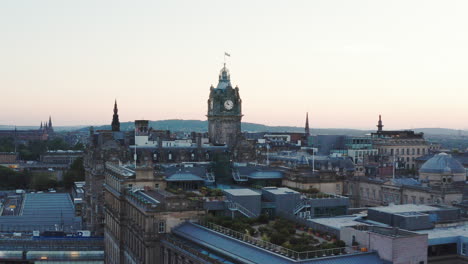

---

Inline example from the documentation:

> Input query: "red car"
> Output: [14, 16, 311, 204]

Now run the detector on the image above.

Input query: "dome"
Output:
[419, 153, 466, 174]
[216, 64, 232, 89]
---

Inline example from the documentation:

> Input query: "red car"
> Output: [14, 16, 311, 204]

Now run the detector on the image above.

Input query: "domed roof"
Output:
[419, 153, 466, 174]
[216, 64, 232, 89]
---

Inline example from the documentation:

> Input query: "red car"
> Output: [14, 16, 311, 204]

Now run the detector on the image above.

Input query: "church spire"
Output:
[377, 114, 384, 132]
[111, 100, 120, 132]
[48, 116, 52, 128]
[305, 112, 310, 136]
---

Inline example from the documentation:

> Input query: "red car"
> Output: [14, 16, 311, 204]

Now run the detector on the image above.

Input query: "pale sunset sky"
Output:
[1, 0, 468, 129]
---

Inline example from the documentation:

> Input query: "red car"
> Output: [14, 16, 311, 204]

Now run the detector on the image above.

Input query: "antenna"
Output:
[134, 129, 137, 169]
[312, 150, 315, 172]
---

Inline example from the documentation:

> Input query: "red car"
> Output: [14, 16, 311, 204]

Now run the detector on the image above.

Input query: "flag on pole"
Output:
[225, 52, 230, 57]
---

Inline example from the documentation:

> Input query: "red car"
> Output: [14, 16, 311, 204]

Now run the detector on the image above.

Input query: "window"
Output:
[168, 153, 172, 160]
[462, 243, 468, 255]
[158, 221, 166, 233]
[155, 183, 160, 189]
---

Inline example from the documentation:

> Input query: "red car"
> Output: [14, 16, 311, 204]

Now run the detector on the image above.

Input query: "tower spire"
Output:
[305, 112, 310, 136]
[48, 116, 52, 128]
[111, 100, 120, 132]
[377, 114, 384, 132]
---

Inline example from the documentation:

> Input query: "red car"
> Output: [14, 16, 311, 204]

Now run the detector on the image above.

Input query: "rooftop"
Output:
[106, 162, 135, 177]
[309, 215, 367, 230]
[223, 188, 261, 197]
[263, 187, 299, 195]
[369, 204, 443, 214]
[0, 193, 81, 232]
[419, 152, 466, 174]
[353, 226, 420, 238]
[172, 221, 385, 264]
[415, 225, 468, 245]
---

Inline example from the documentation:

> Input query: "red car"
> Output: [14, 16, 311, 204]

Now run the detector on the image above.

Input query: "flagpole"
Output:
[134, 125, 137, 169]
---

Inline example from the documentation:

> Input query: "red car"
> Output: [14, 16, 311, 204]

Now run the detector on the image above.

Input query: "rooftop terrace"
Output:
[171, 221, 385, 264]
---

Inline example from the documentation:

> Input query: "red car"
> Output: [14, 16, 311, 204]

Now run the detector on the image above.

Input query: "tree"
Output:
[0, 166, 31, 189]
[47, 138, 70, 150]
[30, 172, 57, 190]
[63, 157, 85, 189]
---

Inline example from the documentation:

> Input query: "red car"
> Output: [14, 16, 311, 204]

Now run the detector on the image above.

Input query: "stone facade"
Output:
[340, 226, 428, 264]
[84, 130, 131, 236]
[345, 177, 463, 208]
[207, 65, 242, 147]
[371, 118, 429, 171]
[103, 163, 205, 264]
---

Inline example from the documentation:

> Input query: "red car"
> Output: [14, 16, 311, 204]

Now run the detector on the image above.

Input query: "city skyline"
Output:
[2, 1, 468, 129]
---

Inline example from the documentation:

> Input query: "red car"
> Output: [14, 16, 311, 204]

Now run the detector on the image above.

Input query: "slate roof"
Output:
[164, 166, 207, 182]
[236, 166, 284, 179]
[420, 153, 466, 174]
[172, 222, 385, 264]
[390, 178, 421, 187]
[0, 193, 81, 232]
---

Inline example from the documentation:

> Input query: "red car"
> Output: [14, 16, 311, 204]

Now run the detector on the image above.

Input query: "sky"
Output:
[1, 0, 468, 130]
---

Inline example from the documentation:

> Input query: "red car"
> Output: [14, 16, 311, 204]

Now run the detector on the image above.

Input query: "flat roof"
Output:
[310, 215, 367, 230]
[370, 204, 442, 214]
[223, 189, 261, 196]
[415, 225, 468, 242]
[172, 222, 385, 264]
[263, 187, 299, 195]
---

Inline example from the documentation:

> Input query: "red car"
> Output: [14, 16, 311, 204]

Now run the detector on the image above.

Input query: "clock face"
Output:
[224, 100, 234, 110]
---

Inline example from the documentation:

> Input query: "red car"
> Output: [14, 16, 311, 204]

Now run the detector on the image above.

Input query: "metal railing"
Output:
[204, 172, 215, 183]
[225, 201, 257, 218]
[293, 199, 311, 215]
[232, 170, 248, 182]
[303, 193, 347, 199]
[197, 221, 359, 260]
[163, 235, 226, 264]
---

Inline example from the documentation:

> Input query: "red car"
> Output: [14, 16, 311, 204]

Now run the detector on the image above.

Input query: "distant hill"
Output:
[2, 120, 467, 136]
[73, 119, 384, 136]
[413, 128, 467, 136]
[0, 125, 87, 132]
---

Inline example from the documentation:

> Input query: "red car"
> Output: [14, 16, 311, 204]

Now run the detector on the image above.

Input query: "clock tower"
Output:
[207, 64, 242, 147]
